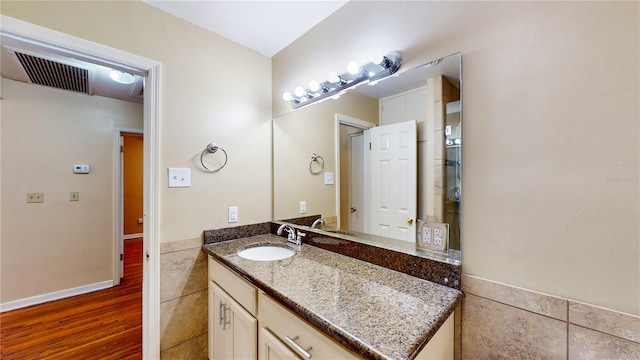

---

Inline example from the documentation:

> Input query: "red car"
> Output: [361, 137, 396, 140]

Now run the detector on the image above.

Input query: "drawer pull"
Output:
[285, 335, 312, 359]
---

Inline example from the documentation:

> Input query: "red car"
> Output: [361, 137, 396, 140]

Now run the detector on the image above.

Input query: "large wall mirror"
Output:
[273, 52, 462, 264]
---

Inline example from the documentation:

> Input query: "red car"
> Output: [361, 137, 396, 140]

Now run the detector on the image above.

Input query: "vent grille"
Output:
[15, 52, 89, 94]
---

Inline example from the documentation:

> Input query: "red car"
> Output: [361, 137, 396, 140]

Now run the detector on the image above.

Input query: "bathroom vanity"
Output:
[202, 228, 462, 360]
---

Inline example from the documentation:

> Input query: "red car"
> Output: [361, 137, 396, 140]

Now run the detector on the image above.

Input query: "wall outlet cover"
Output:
[228, 206, 238, 223]
[416, 221, 449, 253]
[26, 192, 44, 203]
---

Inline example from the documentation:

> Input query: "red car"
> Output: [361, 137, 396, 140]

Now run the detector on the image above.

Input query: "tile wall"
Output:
[461, 274, 640, 359]
[159, 237, 208, 359]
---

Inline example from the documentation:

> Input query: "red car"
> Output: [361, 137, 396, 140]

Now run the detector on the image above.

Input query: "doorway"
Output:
[116, 129, 144, 284]
[335, 114, 375, 230]
[1, 16, 161, 358]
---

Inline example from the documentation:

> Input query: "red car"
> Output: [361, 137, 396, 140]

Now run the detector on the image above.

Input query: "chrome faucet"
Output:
[277, 224, 305, 246]
[311, 218, 326, 229]
[277, 224, 296, 243]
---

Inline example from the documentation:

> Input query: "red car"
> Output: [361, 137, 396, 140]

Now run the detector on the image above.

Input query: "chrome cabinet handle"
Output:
[285, 336, 312, 359]
[218, 301, 230, 330]
[218, 301, 225, 326]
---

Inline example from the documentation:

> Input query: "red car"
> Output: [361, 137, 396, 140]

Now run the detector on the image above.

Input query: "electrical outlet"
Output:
[27, 192, 44, 203]
[417, 221, 449, 253]
[228, 206, 238, 223]
[70, 191, 79, 201]
[299, 201, 307, 214]
[431, 222, 449, 252]
[422, 224, 432, 245]
[434, 229, 443, 246]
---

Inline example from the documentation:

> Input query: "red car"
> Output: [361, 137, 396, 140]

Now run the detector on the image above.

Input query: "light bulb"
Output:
[282, 92, 292, 101]
[371, 54, 385, 65]
[109, 70, 135, 84]
[294, 86, 306, 97]
[328, 72, 340, 84]
[309, 80, 320, 92]
[347, 60, 360, 75]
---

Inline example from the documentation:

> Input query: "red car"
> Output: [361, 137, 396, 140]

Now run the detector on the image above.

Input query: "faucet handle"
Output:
[296, 231, 306, 245]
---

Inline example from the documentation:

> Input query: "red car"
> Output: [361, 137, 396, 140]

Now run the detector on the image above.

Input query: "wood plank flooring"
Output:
[0, 238, 143, 360]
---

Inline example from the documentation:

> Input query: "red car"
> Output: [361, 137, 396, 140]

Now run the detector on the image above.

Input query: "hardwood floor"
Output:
[0, 238, 143, 360]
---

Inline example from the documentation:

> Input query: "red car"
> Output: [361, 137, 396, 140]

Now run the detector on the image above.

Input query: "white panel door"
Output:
[364, 120, 417, 241]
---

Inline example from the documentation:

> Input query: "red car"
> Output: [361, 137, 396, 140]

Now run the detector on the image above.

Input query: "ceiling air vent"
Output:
[14, 51, 90, 94]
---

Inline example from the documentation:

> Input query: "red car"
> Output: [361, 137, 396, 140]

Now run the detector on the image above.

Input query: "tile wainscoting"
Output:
[159, 237, 208, 360]
[461, 274, 640, 359]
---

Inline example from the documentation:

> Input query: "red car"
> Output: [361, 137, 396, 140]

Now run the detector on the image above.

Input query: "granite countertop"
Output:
[202, 233, 463, 360]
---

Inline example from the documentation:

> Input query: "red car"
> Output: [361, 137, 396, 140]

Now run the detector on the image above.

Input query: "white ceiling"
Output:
[0, 1, 347, 103]
[143, 0, 349, 57]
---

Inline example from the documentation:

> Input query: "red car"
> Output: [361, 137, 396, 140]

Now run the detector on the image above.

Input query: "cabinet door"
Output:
[229, 291, 257, 359]
[210, 282, 233, 360]
[259, 327, 301, 360]
[210, 281, 258, 360]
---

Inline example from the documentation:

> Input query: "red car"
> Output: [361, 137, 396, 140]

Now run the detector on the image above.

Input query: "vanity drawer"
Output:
[258, 291, 356, 360]
[208, 256, 257, 316]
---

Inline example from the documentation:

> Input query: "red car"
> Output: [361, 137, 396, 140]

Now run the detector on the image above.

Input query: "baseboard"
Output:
[0, 280, 114, 313]
[124, 233, 143, 240]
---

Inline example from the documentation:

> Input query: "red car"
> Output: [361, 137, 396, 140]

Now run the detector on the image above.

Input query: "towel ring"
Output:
[309, 153, 324, 175]
[200, 143, 228, 172]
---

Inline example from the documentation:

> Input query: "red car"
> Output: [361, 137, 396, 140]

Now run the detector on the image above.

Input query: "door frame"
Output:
[114, 127, 144, 284]
[1, 15, 162, 359]
[334, 114, 375, 229]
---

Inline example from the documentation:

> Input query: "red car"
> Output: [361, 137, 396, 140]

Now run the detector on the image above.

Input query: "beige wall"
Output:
[1, 79, 143, 302]
[273, 2, 640, 315]
[1, 0, 273, 245]
[273, 91, 378, 221]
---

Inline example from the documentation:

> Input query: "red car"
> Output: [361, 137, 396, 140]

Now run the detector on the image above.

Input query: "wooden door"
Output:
[122, 133, 143, 236]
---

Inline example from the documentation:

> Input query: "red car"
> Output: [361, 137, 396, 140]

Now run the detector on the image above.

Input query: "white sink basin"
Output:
[237, 244, 295, 261]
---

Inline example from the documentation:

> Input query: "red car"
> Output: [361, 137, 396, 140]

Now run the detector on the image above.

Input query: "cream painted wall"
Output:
[273, 2, 640, 315]
[1, 1, 273, 245]
[273, 91, 377, 221]
[1, 79, 142, 302]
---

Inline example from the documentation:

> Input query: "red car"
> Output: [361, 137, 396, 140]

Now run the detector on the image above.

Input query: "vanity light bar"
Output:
[283, 51, 402, 109]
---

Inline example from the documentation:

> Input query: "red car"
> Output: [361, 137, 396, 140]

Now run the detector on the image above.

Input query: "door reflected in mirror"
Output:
[273, 53, 461, 264]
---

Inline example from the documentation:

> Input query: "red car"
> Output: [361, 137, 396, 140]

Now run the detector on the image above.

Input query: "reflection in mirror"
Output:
[273, 53, 461, 264]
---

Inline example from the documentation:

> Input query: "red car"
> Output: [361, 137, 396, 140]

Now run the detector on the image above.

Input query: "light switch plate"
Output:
[168, 168, 191, 188]
[324, 172, 334, 185]
[299, 200, 307, 214]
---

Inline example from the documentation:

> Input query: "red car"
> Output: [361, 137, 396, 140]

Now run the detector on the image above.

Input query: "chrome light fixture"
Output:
[283, 51, 402, 109]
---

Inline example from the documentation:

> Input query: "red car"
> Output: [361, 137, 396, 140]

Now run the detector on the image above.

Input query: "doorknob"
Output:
[350, 207, 357, 213]
[407, 218, 413, 225]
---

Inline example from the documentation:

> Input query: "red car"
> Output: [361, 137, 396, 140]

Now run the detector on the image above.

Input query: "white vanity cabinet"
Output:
[208, 257, 258, 360]
[207, 254, 455, 360]
[258, 291, 357, 360]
